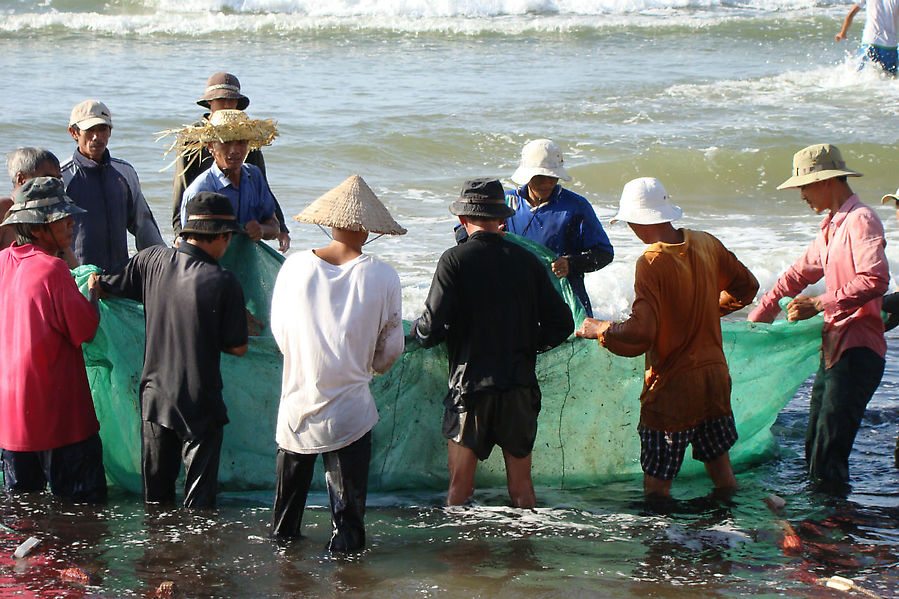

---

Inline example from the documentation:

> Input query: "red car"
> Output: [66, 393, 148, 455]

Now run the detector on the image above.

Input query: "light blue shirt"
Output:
[181, 162, 276, 227]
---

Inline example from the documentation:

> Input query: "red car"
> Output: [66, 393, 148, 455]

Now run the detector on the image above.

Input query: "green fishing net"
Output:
[75, 233, 822, 493]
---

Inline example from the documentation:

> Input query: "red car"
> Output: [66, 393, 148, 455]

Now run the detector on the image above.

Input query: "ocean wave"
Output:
[0, 10, 845, 37]
[0, 0, 850, 36]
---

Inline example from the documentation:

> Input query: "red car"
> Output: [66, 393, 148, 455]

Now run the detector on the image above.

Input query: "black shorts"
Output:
[638, 414, 738, 481]
[442, 387, 541, 461]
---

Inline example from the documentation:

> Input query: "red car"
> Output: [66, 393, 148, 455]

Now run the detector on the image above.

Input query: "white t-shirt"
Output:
[271, 250, 404, 454]
[859, 0, 899, 47]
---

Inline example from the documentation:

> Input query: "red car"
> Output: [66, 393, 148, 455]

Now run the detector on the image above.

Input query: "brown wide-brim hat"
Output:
[776, 144, 862, 190]
[296, 175, 407, 236]
[449, 177, 514, 219]
[196, 72, 250, 110]
[180, 191, 244, 236]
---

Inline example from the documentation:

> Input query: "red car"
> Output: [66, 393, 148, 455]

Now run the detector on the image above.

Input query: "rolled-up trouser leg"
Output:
[182, 426, 223, 509]
[271, 448, 317, 539]
[323, 431, 371, 553]
[806, 347, 884, 485]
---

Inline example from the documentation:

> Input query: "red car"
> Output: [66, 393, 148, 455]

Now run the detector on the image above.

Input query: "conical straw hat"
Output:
[296, 175, 407, 235]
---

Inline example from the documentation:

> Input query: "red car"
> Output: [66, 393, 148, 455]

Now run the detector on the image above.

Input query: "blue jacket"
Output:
[62, 150, 164, 272]
[505, 185, 613, 317]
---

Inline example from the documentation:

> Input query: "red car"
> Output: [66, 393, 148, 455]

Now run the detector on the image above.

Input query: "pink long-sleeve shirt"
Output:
[747, 195, 889, 368]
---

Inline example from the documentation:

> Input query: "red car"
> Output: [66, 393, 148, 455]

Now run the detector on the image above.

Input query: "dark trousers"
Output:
[1, 433, 107, 504]
[142, 421, 223, 509]
[271, 431, 371, 552]
[807, 347, 884, 485]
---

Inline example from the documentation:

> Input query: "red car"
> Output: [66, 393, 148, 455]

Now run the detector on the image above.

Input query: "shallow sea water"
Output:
[2, 0, 899, 596]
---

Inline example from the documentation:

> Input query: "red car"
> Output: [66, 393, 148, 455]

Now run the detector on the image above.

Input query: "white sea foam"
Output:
[0, 0, 850, 36]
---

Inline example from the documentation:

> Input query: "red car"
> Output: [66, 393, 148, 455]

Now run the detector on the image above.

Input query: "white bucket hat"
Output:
[610, 177, 683, 225]
[295, 175, 407, 235]
[511, 139, 573, 185]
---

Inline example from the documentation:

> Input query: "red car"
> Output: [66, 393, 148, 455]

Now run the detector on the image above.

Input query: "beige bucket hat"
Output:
[296, 175, 407, 235]
[776, 144, 862, 190]
[511, 139, 573, 185]
[881, 188, 899, 205]
[610, 177, 683, 225]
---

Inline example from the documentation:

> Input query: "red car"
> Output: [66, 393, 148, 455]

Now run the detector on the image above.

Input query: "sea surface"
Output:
[1, 0, 899, 596]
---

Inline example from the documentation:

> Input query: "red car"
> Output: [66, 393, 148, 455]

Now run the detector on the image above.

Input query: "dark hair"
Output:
[836, 175, 848, 183]
[181, 231, 231, 243]
[14, 222, 45, 245]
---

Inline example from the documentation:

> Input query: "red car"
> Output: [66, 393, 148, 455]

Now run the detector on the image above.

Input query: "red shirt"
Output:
[0, 244, 100, 451]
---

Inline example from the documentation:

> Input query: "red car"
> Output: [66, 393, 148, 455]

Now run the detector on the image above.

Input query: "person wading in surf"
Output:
[748, 144, 889, 491]
[577, 177, 757, 499]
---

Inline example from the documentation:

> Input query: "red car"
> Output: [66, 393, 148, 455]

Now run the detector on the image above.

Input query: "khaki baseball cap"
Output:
[69, 100, 113, 129]
[776, 144, 861, 190]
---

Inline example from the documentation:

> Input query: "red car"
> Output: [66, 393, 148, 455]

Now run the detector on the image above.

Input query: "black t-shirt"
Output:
[413, 231, 574, 396]
[99, 242, 248, 439]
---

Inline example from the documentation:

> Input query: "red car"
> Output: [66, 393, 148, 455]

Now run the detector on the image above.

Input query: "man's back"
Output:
[861, 0, 899, 46]
[98, 243, 247, 438]
[416, 231, 574, 395]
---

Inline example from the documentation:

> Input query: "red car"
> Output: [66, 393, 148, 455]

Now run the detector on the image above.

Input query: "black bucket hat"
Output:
[196, 72, 250, 111]
[1, 177, 86, 226]
[449, 178, 514, 219]
[180, 192, 243, 236]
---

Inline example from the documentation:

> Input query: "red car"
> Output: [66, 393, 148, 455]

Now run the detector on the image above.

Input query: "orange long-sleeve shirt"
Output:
[600, 229, 758, 431]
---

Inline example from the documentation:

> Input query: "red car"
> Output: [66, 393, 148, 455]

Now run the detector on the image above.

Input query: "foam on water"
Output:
[0, 0, 852, 36]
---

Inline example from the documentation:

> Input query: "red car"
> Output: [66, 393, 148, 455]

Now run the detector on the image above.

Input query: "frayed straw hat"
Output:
[157, 109, 277, 161]
[296, 175, 407, 235]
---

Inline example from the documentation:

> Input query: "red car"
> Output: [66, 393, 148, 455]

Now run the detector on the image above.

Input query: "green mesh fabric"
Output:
[76, 234, 822, 493]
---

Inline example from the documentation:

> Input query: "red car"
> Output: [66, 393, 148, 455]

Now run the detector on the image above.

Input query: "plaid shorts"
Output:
[638, 414, 738, 481]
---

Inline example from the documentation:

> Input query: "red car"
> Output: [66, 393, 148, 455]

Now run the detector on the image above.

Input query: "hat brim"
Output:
[73, 117, 112, 130]
[196, 93, 250, 111]
[449, 201, 515, 219]
[1, 202, 87, 226]
[882, 193, 899, 205]
[776, 168, 862, 190]
[180, 219, 244, 236]
[610, 203, 683, 226]
[511, 165, 572, 186]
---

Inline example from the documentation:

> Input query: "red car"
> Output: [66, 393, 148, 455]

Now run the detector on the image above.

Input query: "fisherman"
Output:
[88, 192, 248, 508]
[503, 139, 613, 317]
[174, 109, 280, 246]
[577, 178, 758, 498]
[170, 72, 290, 251]
[748, 144, 889, 490]
[835, 0, 899, 76]
[411, 178, 574, 508]
[880, 187, 899, 469]
[63, 99, 164, 271]
[2, 148, 78, 268]
[0, 177, 107, 503]
[269, 175, 405, 551]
